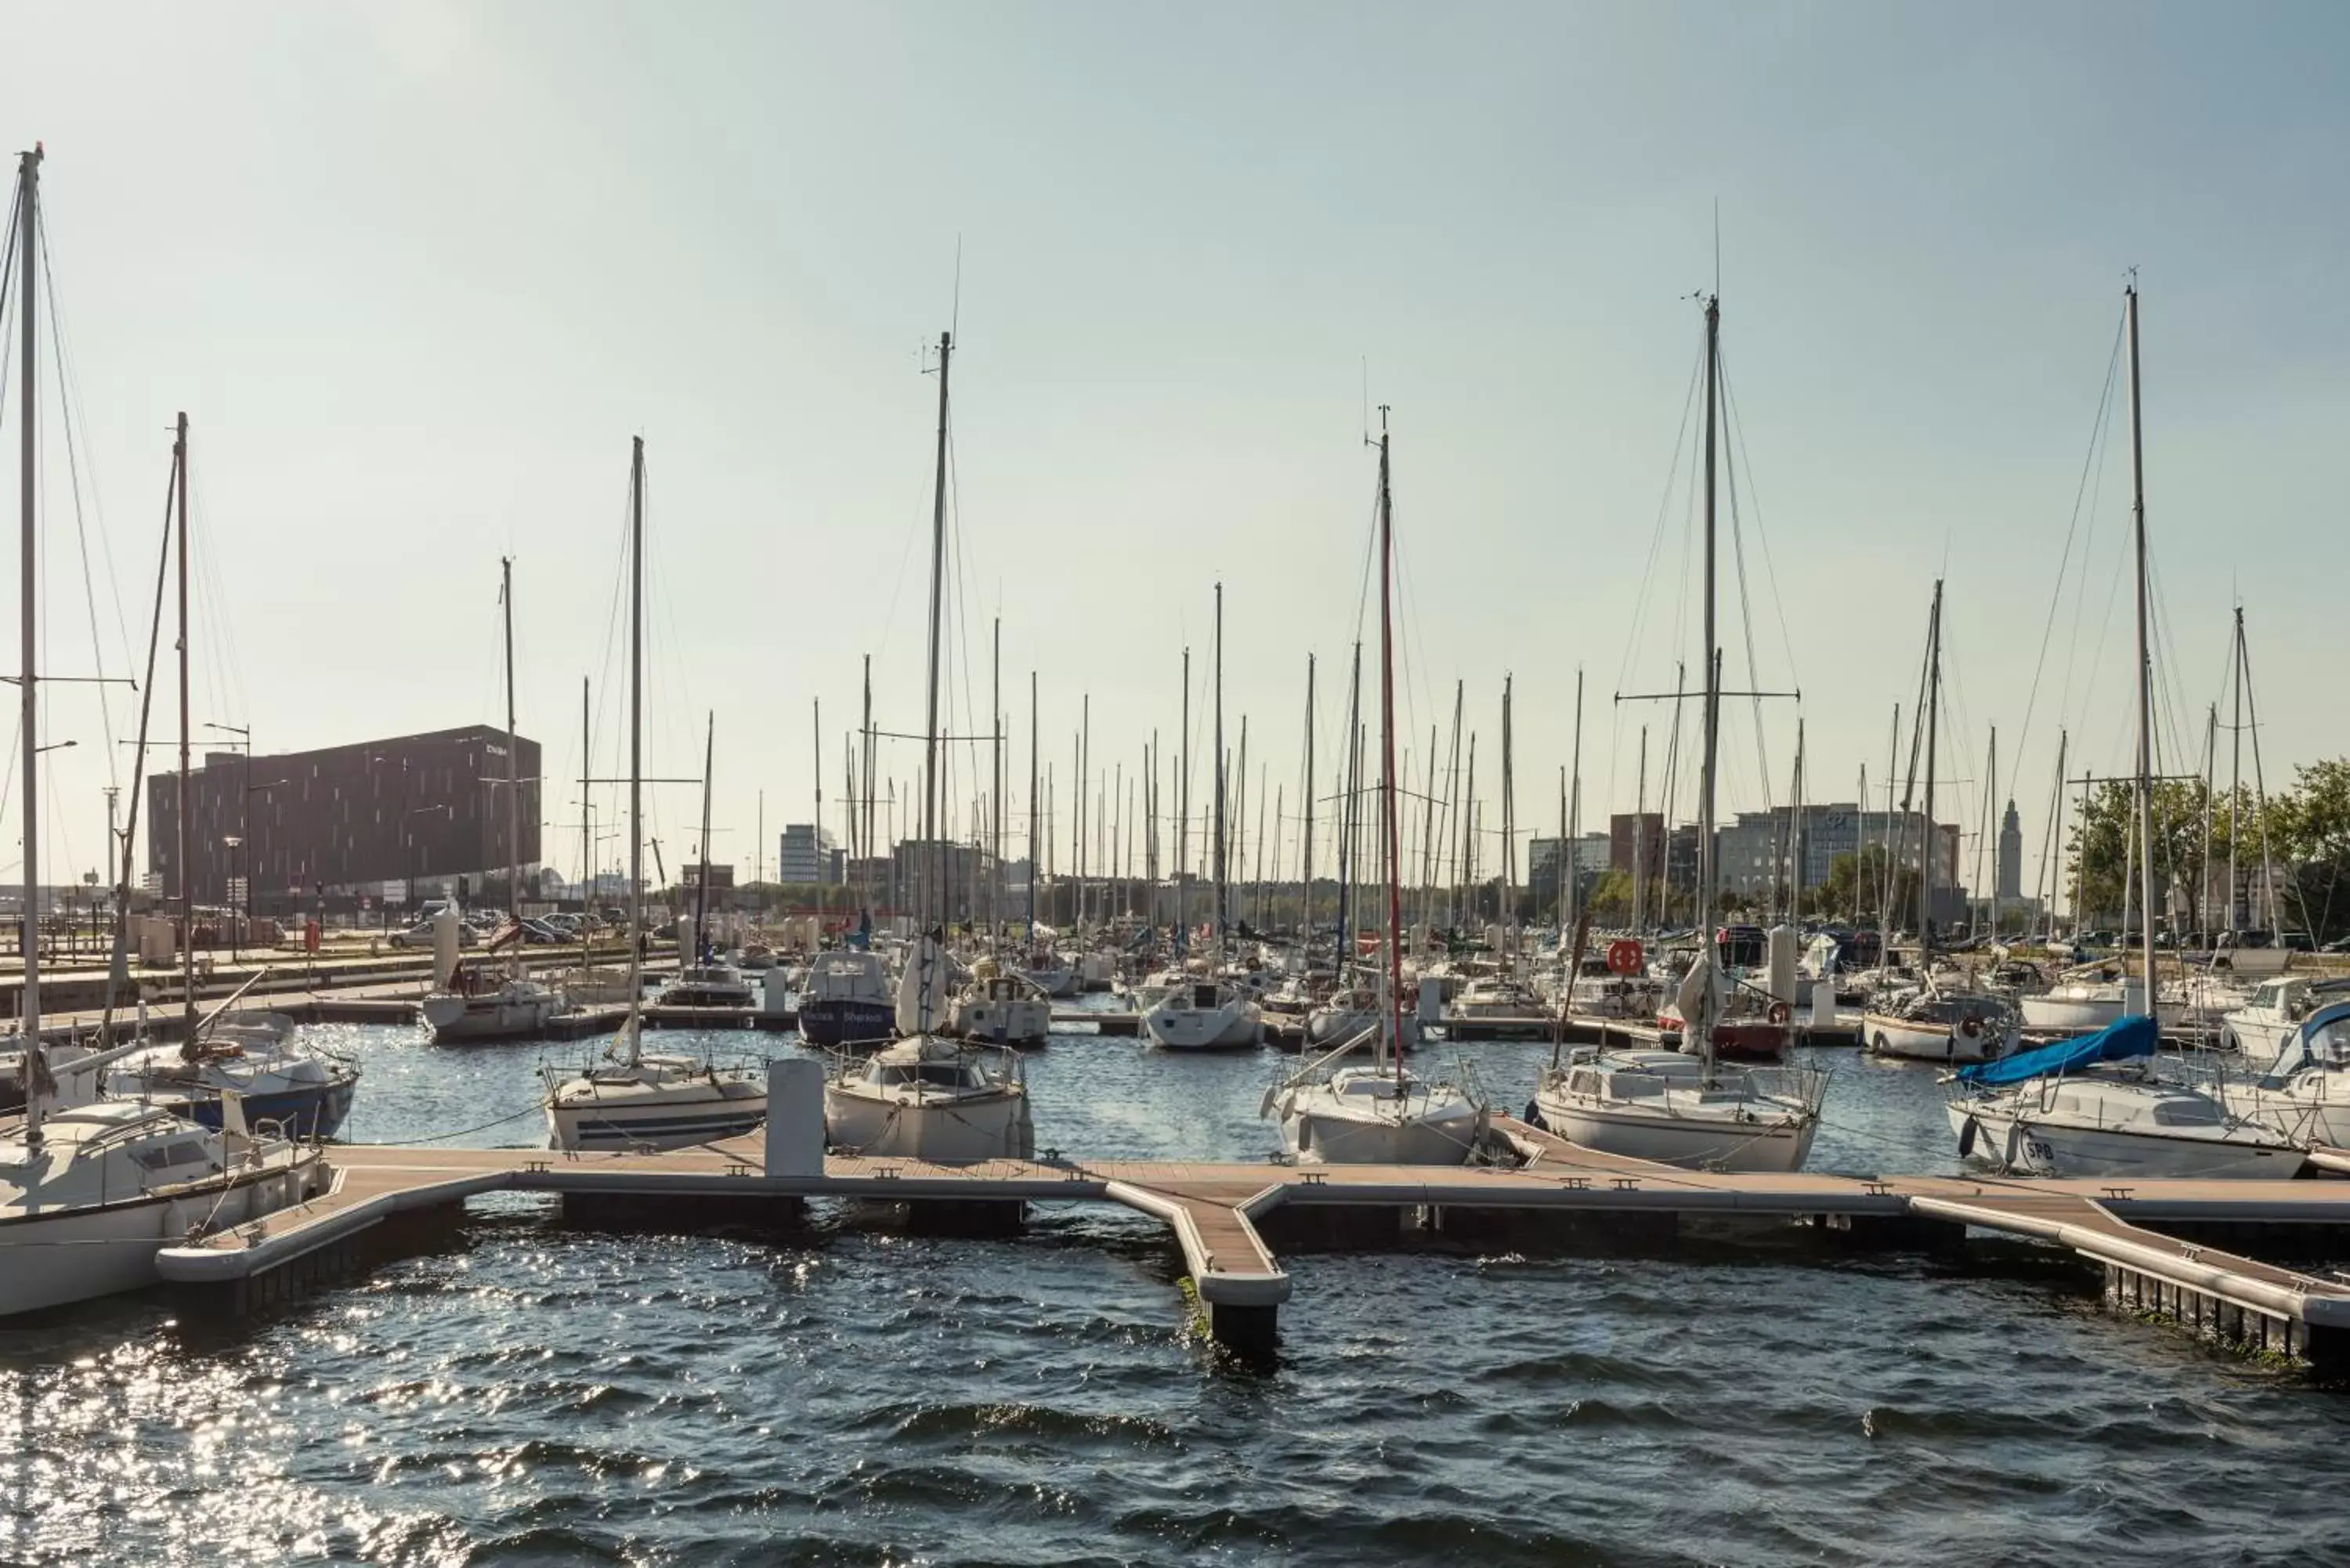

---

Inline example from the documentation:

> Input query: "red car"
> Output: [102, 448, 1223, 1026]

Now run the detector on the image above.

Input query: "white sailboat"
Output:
[1268, 415, 1484, 1165]
[2216, 999, 2350, 1150]
[1945, 284, 2298, 1180]
[545, 440, 766, 1152]
[425, 558, 565, 1042]
[821, 330, 1031, 1160]
[1531, 294, 1827, 1173]
[0, 152, 328, 1316]
[1143, 583, 1264, 1051]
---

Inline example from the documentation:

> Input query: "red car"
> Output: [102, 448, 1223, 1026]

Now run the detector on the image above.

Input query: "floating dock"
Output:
[154, 1100, 2350, 1367]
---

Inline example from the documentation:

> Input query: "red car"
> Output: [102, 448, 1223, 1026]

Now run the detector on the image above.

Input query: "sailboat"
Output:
[657, 714, 757, 1010]
[0, 150, 329, 1316]
[1946, 284, 2297, 1179]
[105, 406, 360, 1134]
[544, 439, 767, 1152]
[1142, 583, 1264, 1050]
[822, 330, 1033, 1161]
[1530, 294, 1827, 1173]
[425, 557, 566, 1042]
[1267, 414, 1484, 1164]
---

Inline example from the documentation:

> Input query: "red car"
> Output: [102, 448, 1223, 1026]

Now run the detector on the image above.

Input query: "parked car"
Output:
[2282, 931, 2316, 953]
[389, 920, 476, 949]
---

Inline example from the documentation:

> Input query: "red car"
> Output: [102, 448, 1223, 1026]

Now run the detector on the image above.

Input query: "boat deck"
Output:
[153, 1118, 2350, 1364]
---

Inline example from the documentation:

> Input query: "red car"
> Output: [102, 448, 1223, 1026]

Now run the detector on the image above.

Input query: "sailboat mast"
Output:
[921, 332, 951, 919]
[1376, 417, 1405, 1080]
[16, 148, 41, 1133]
[2229, 608, 2242, 930]
[1029, 671, 1039, 939]
[692, 713, 714, 956]
[625, 437, 645, 1060]
[1177, 648, 1189, 956]
[1632, 726, 1648, 934]
[1922, 580, 1943, 956]
[992, 618, 1002, 943]
[2125, 283, 2157, 997]
[176, 414, 195, 1050]
[812, 701, 822, 928]
[1695, 294, 1721, 1067]
[1567, 667, 1584, 936]
[1213, 583, 1227, 958]
[580, 678, 591, 923]
[1301, 655, 1315, 948]
[502, 556, 519, 919]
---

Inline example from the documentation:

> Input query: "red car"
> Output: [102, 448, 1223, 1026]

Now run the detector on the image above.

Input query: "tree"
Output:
[1813, 845, 1918, 928]
[1585, 868, 1635, 921]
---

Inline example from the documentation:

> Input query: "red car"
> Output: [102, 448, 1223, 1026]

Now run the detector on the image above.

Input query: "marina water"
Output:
[3, 1011, 2345, 1566]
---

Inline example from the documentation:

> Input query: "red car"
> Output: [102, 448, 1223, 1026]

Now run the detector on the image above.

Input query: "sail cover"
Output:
[1955, 1013, 2157, 1086]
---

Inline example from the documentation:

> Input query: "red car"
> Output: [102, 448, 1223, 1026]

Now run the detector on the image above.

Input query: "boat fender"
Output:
[1767, 1002, 1791, 1025]
[2001, 1118, 2026, 1172]
[1958, 1012, 1984, 1040]
[1957, 1115, 1978, 1158]
[1523, 1099, 1545, 1130]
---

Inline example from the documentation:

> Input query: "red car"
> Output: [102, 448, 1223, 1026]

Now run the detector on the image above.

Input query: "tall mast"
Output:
[1301, 655, 1315, 949]
[812, 699, 822, 927]
[1922, 580, 1943, 957]
[624, 436, 645, 1062]
[860, 654, 873, 919]
[16, 147, 42, 1133]
[1212, 583, 1227, 959]
[502, 556, 519, 919]
[921, 331, 951, 937]
[692, 713, 714, 956]
[1567, 667, 1584, 936]
[1694, 292, 1721, 1068]
[579, 678, 591, 919]
[1376, 414, 1405, 1080]
[175, 413, 195, 1050]
[1632, 725, 1648, 934]
[2229, 607, 2243, 929]
[2125, 282, 2157, 999]
[1028, 670, 1039, 940]
[992, 618, 1002, 944]
[1501, 674, 1514, 950]
[1177, 647, 1189, 956]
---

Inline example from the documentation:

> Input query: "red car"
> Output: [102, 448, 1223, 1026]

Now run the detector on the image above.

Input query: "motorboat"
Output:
[2, 1039, 331, 1317]
[2018, 971, 2131, 1033]
[104, 1012, 360, 1140]
[1441, 976, 1553, 1037]
[1015, 952, 1079, 999]
[953, 959, 1052, 1047]
[2219, 975, 2337, 1059]
[797, 949, 895, 1048]
[1946, 1014, 2300, 1178]
[2214, 999, 2350, 1150]
[1563, 955, 1664, 1021]
[423, 959, 566, 1042]
[1861, 991, 2018, 1065]
[1142, 978, 1263, 1050]
[1303, 983, 1415, 1051]
[660, 966, 758, 1010]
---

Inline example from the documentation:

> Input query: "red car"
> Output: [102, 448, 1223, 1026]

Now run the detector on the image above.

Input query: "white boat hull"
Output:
[545, 1064, 767, 1151]
[424, 989, 566, 1042]
[1278, 1084, 1483, 1165]
[0, 1156, 327, 1317]
[1864, 1015, 1992, 1064]
[1946, 1100, 2302, 1180]
[953, 997, 1052, 1047]
[1531, 1090, 1818, 1173]
[1143, 999, 1262, 1050]
[2018, 994, 2127, 1032]
[822, 1083, 1035, 1162]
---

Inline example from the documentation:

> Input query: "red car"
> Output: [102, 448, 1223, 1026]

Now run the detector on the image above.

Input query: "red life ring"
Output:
[1607, 938, 1645, 976]
[1767, 1002, 1791, 1025]
[1959, 1012, 1985, 1039]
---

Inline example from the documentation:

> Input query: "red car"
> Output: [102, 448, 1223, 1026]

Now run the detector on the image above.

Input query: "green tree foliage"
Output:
[2066, 760, 2350, 938]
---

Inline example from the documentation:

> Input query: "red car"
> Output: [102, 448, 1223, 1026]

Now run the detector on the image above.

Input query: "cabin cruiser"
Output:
[2219, 976, 2341, 1060]
[423, 958, 566, 1042]
[1861, 991, 2018, 1064]
[2, 1041, 332, 1317]
[797, 948, 895, 1048]
[2214, 999, 2350, 1150]
[1142, 977, 1263, 1050]
[953, 959, 1052, 1047]
[1562, 954, 1664, 1021]
[1945, 1014, 2300, 1179]
[1441, 976, 1551, 1035]
[824, 936, 1033, 1160]
[104, 1012, 360, 1140]
[660, 965, 759, 1010]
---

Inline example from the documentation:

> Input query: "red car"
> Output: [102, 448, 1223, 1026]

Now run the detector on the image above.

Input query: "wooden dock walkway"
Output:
[152, 1115, 2350, 1364]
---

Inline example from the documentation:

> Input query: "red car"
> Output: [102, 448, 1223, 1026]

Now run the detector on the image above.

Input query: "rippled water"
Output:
[4, 1007, 2345, 1566]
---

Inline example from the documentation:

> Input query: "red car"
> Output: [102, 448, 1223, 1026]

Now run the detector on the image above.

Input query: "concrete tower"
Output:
[1997, 799, 2023, 901]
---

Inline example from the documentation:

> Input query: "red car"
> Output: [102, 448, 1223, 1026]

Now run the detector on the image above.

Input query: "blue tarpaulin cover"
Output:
[1954, 1013, 2158, 1086]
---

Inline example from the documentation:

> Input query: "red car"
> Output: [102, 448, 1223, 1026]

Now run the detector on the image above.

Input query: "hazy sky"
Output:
[2, 2, 2344, 900]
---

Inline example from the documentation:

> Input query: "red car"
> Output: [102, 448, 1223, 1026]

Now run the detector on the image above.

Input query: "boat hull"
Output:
[424, 992, 566, 1042]
[953, 998, 1051, 1047]
[797, 998, 896, 1050]
[1864, 1016, 1992, 1064]
[546, 1075, 768, 1151]
[151, 1075, 359, 1141]
[2019, 994, 2127, 1033]
[1530, 1091, 1817, 1173]
[1279, 1089, 1483, 1165]
[1946, 1100, 2302, 1180]
[822, 1084, 1035, 1162]
[1142, 1001, 1262, 1050]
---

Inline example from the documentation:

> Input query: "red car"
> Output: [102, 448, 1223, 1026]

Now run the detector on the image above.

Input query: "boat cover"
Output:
[1954, 1013, 2157, 1086]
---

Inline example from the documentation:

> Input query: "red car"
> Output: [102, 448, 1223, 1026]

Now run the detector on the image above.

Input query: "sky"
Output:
[0, 1, 2344, 902]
